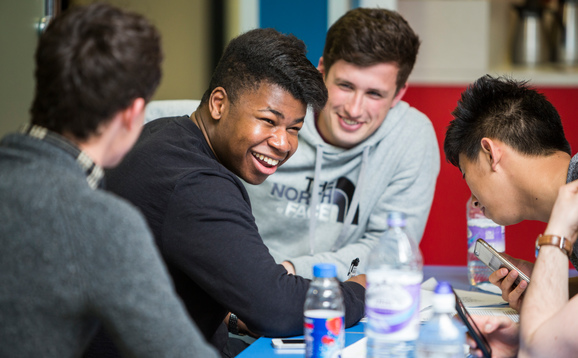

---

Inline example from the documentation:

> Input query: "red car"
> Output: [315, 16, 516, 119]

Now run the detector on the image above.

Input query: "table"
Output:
[235, 265, 472, 358]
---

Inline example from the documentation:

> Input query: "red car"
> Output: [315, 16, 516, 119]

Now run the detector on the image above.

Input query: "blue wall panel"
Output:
[259, 0, 328, 65]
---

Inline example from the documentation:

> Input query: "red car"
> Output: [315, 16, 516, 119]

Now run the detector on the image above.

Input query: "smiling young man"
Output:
[103, 28, 366, 358]
[244, 8, 440, 280]
[444, 75, 578, 311]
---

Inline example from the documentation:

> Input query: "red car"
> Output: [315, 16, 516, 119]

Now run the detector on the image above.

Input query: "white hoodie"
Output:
[244, 100, 440, 280]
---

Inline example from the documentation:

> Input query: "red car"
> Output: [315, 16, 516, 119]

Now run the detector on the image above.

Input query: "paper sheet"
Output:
[420, 277, 517, 323]
[468, 307, 519, 322]
[342, 337, 367, 358]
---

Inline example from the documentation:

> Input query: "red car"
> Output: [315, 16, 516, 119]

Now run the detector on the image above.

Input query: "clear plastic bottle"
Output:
[366, 212, 423, 358]
[466, 197, 505, 285]
[417, 281, 465, 358]
[304, 263, 345, 358]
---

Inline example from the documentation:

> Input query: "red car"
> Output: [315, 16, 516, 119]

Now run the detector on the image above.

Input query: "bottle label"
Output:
[304, 311, 344, 358]
[467, 219, 505, 252]
[365, 271, 421, 340]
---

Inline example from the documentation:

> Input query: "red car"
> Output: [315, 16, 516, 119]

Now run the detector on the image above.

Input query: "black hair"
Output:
[201, 28, 327, 112]
[444, 75, 571, 167]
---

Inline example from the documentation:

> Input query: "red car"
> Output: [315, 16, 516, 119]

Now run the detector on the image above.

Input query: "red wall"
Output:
[405, 85, 578, 266]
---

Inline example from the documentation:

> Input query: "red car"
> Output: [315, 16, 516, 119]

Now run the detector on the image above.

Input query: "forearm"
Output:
[519, 240, 569, 356]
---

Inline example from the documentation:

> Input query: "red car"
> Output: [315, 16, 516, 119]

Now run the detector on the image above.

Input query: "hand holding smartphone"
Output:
[453, 289, 492, 358]
[474, 238, 531, 286]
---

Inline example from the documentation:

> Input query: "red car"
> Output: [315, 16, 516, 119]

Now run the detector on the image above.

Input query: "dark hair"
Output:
[31, 3, 163, 140]
[322, 8, 420, 92]
[200, 28, 327, 112]
[444, 75, 571, 167]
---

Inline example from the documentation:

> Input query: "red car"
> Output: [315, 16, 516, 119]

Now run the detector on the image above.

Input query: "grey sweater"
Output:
[245, 101, 440, 279]
[0, 132, 218, 358]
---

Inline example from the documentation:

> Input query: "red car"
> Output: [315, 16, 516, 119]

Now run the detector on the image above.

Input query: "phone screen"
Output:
[281, 339, 304, 344]
[453, 289, 492, 358]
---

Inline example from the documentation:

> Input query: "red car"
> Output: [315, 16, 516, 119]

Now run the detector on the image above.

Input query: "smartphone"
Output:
[453, 289, 492, 358]
[271, 338, 306, 349]
[474, 238, 531, 286]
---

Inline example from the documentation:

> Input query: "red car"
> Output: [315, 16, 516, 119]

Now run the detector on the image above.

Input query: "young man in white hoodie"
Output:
[245, 8, 440, 280]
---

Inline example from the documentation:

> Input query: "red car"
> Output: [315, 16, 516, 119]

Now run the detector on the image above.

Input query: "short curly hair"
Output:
[201, 28, 327, 113]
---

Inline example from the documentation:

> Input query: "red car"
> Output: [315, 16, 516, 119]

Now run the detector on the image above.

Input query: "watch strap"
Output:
[228, 312, 239, 335]
[535, 234, 573, 258]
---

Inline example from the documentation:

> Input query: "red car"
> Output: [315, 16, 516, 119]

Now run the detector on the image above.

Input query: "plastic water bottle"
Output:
[366, 212, 423, 358]
[466, 197, 505, 285]
[417, 281, 465, 357]
[304, 263, 345, 358]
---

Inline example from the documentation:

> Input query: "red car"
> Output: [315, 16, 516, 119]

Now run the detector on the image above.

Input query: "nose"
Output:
[268, 128, 291, 154]
[471, 194, 480, 207]
[344, 92, 363, 119]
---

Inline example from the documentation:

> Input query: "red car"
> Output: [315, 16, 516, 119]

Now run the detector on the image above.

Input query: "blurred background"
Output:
[1, 0, 577, 266]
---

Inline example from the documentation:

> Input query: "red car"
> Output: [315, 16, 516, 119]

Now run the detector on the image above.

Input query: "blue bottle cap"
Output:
[313, 263, 337, 278]
[434, 281, 453, 294]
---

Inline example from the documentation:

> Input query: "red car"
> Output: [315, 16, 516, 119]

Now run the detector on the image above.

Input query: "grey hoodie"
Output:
[245, 101, 440, 280]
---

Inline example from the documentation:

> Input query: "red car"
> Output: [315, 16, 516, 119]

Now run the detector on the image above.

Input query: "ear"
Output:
[121, 97, 146, 131]
[317, 57, 325, 77]
[391, 83, 408, 108]
[209, 87, 227, 121]
[480, 137, 502, 171]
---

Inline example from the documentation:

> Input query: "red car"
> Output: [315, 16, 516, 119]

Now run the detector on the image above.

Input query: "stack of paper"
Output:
[420, 277, 518, 322]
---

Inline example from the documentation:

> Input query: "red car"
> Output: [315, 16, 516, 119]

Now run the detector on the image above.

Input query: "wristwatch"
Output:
[228, 313, 239, 335]
[535, 234, 573, 258]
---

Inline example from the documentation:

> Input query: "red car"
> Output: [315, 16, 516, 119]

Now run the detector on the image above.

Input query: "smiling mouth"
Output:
[338, 114, 363, 126]
[252, 152, 280, 167]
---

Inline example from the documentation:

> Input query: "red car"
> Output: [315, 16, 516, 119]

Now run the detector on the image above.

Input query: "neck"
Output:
[62, 132, 103, 166]
[314, 109, 331, 145]
[191, 106, 218, 160]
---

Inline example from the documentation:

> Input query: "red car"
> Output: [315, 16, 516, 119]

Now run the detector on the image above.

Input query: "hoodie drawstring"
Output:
[331, 146, 369, 251]
[307, 144, 324, 255]
[307, 145, 370, 254]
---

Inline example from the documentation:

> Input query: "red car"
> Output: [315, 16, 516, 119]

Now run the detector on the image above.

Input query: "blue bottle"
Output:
[417, 281, 465, 357]
[304, 263, 345, 358]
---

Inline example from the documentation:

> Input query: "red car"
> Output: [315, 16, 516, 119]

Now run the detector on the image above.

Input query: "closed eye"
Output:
[338, 83, 353, 90]
[259, 118, 275, 125]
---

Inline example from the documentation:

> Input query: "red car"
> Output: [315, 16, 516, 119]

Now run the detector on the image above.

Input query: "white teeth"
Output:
[343, 118, 359, 125]
[253, 153, 279, 166]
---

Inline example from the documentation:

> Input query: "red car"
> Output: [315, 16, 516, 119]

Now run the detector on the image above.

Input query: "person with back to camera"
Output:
[444, 75, 578, 312]
[244, 7, 440, 280]
[0, 3, 218, 357]
[98, 28, 366, 357]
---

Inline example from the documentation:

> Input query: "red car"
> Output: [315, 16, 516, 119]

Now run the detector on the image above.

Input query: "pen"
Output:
[347, 258, 359, 279]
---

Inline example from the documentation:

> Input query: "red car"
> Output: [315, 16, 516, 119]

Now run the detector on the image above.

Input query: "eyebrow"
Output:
[259, 108, 284, 119]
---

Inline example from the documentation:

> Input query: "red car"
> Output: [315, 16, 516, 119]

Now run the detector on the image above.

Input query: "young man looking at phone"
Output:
[468, 180, 578, 358]
[444, 75, 578, 311]
[245, 8, 440, 280]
